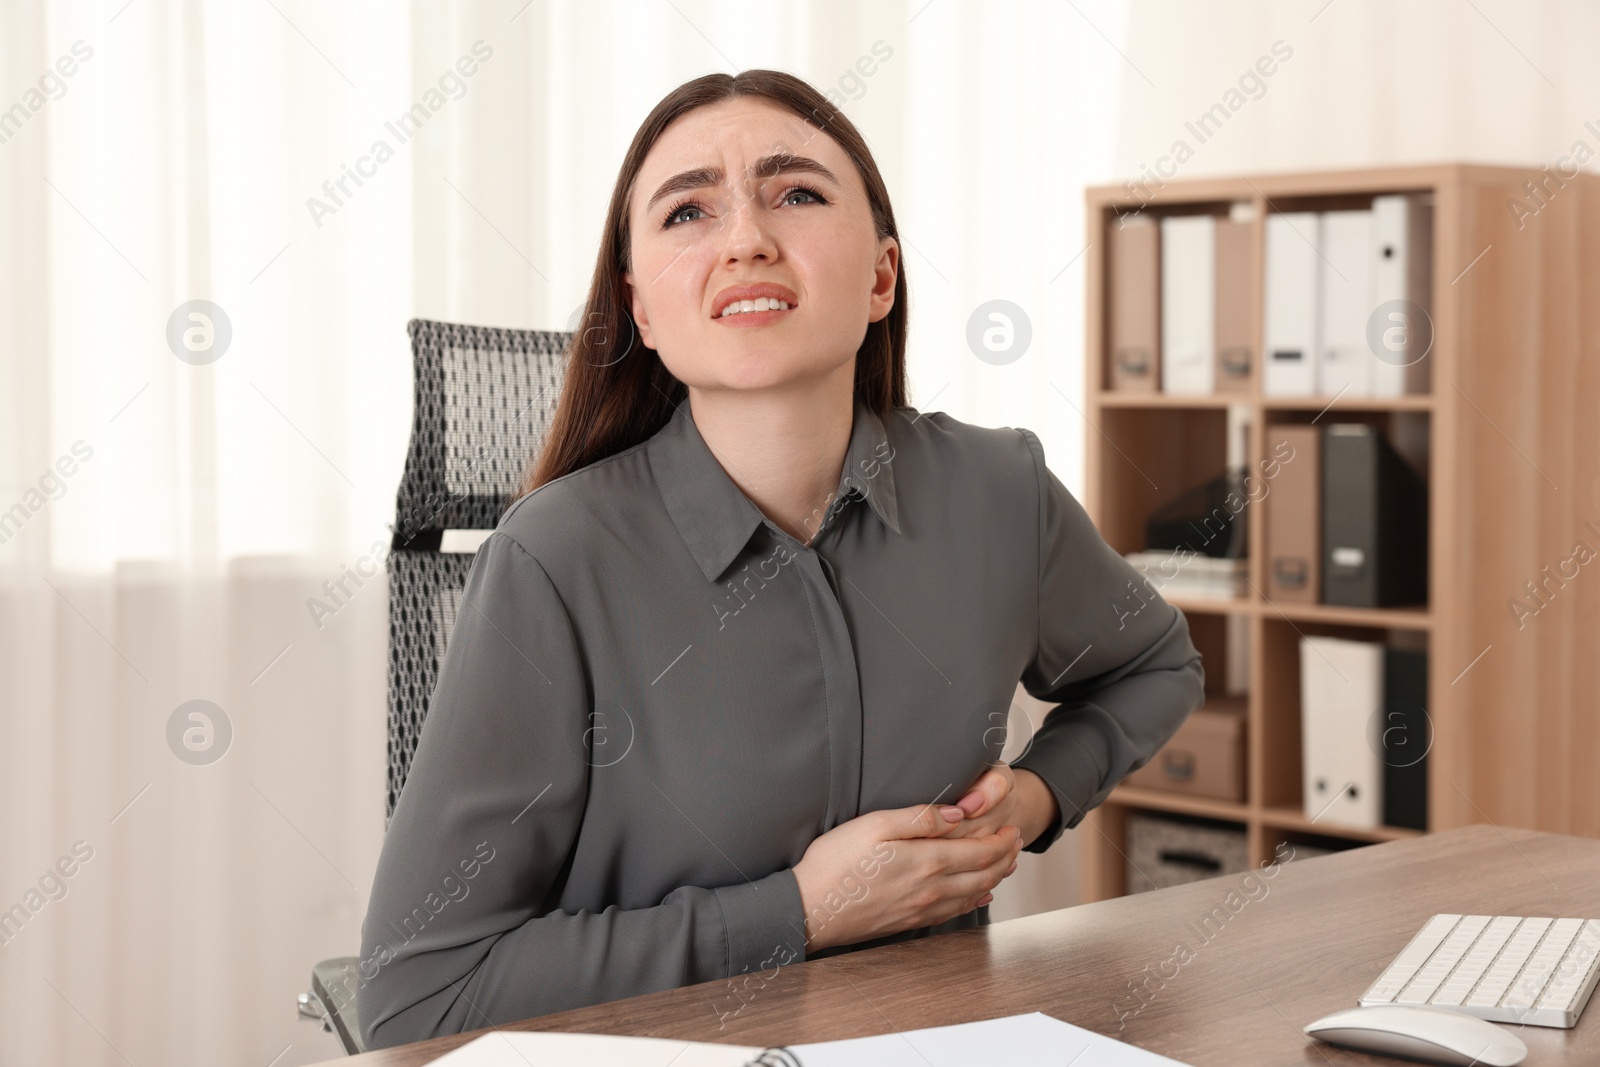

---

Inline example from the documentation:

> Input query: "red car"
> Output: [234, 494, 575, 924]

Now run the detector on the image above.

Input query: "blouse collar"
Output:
[646, 392, 901, 583]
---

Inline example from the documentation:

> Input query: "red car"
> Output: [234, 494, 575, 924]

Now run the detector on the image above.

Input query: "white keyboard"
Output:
[1360, 914, 1600, 1027]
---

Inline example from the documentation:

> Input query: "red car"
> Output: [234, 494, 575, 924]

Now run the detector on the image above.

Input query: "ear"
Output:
[867, 236, 898, 324]
[622, 271, 655, 350]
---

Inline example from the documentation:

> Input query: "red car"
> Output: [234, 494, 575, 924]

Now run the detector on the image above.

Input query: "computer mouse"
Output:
[1303, 1004, 1527, 1066]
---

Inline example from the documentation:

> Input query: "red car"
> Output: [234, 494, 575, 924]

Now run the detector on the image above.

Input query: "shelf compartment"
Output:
[1091, 406, 1230, 557]
[1256, 616, 1430, 826]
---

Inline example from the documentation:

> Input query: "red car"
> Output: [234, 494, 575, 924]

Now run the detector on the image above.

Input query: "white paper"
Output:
[424, 1029, 767, 1067]
[791, 1011, 1194, 1066]
[420, 1011, 1194, 1067]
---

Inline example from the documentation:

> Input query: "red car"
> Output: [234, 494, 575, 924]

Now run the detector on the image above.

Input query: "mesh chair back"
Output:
[387, 319, 569, 821]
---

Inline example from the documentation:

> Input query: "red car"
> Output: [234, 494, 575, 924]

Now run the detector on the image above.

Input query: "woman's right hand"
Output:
[791, 802, 1023, 954]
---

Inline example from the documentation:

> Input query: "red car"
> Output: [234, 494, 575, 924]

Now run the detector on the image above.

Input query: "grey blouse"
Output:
[357, 394, 1204, 1049]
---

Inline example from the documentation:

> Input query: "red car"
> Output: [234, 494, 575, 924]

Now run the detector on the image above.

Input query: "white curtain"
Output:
[2, 2, 408, 1064]
[1114, 0, 1598, 183]
[2, 2, 1130, 1063]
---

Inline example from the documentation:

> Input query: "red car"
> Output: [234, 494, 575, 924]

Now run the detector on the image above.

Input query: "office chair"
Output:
[297, 318, 571, 1055]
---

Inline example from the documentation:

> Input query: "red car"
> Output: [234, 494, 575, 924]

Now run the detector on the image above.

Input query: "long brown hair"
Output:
[513, 69, 908, 502]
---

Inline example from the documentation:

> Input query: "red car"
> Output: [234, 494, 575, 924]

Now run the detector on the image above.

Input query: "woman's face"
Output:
[624, 97, 898, 395]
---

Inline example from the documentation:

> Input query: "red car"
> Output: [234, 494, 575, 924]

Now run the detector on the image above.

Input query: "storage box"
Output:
[1125, 813, 1250, 893]
[1124, 699, 1245, 801]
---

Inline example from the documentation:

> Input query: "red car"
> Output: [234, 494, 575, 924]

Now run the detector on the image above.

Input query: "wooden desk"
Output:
[321, 824, 1600, 1065]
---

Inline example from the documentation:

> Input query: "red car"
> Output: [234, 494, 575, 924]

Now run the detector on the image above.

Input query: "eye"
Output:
[781, 183, 828, 207]
[662, 198, 703, 229]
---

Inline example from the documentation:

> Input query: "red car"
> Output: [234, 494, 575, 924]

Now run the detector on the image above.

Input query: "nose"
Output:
[720, 183, 778, 265]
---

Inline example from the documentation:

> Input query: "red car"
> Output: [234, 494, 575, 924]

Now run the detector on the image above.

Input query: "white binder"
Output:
[1317, 209, 1374, 397]
[1263, 211, 1321, 395]
[1300, 635, 1383, 828]
[1160, 214, 1215, 394]
[1371, 193, 1434, 396]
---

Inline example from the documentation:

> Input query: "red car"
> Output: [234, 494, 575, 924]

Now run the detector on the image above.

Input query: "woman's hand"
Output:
[942, 765, 1061, 851]
[791, 801, 1023, 954]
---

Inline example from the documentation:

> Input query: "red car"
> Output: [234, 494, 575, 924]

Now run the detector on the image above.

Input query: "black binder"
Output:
[1144, 467, 1249, 559]
[1322, 424, 1428, 607]
[1379, 647, 1429, 831]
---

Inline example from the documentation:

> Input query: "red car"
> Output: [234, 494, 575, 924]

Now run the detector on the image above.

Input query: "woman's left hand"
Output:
[942, 764, 1059, 850]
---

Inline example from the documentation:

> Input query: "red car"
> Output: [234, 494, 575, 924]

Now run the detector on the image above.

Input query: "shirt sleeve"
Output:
[1008, 428, 1207, 854]
[356, 530, 806, 1050]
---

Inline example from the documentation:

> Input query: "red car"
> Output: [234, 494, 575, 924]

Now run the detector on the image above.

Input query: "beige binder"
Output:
[1214, 217, 1254, 394]
[1266, 425, 1321, 603]
[1108, 217, 1160, 391]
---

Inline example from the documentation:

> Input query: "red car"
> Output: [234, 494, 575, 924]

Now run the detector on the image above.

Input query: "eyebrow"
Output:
[644, 152, 842, 213]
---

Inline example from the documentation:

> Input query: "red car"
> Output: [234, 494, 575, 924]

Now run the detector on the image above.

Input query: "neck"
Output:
[687, 362, 856, 546]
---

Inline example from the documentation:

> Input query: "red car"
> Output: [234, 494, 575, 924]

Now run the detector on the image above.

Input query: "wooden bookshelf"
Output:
[1079, 163, 1600, 902]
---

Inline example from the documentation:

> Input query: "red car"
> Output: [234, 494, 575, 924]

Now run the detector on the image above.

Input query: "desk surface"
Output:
[322, 824, 1599, 1066]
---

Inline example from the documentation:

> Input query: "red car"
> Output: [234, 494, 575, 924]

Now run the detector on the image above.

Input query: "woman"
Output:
[357, 69, 1203, 1050]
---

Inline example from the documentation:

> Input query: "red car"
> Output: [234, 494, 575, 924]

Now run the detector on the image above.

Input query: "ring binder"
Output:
[747, 1049, 803, 1066]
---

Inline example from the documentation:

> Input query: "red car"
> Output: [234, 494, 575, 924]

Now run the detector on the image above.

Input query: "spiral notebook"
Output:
[425, 1010, 1194, 1066]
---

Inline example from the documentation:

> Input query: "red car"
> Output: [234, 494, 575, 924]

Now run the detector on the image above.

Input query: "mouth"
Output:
[713, 296, 798, 328]
[711, 282, 800, 325]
